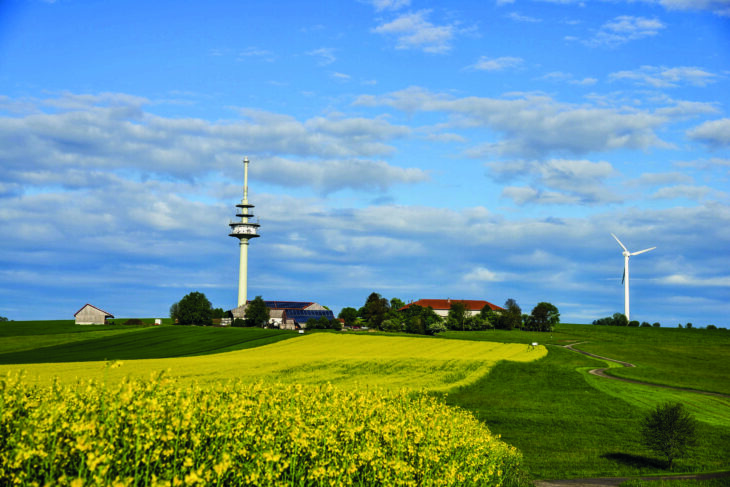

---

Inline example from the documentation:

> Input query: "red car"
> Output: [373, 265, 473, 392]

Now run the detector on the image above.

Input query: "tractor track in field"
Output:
[534, 470, 730, 487]
[562, 342, 730, 399]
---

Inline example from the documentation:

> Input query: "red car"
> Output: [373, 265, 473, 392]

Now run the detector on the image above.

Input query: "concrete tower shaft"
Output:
[229, 156, 260, 308]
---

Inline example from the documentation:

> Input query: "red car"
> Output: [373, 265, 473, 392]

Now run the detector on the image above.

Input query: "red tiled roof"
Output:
[400, 299, 504, 312]
[73, 303, 114, 317]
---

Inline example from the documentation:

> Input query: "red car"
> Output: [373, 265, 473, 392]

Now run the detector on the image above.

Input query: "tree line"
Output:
[337, 293, 559, 335]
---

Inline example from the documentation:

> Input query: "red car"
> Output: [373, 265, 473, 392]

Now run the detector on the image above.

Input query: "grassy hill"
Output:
[0, 321, 297, 363]
[1, 321, 728, 482]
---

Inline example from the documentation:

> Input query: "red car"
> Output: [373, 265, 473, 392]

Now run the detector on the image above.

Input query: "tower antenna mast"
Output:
[229, 156, 260, 308]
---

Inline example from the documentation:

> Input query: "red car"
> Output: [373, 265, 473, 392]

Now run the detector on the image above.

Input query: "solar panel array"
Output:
[263, 301, 313, 310]
[284, 309, 335, 324]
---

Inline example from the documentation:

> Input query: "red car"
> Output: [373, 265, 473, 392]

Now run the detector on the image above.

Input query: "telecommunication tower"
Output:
[229, 156, 260, 308]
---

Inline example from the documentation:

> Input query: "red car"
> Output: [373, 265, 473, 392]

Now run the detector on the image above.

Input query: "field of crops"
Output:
[0, 333, 546, 391]
[0, 330, 543, 486]
[0, 374, 524, 486]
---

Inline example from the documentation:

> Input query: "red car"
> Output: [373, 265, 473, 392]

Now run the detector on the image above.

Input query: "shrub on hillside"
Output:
[640, 402, 697, 470]
[123, 318, 145, 326]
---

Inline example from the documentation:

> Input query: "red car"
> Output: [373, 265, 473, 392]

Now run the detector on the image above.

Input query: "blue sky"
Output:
[1, 0, 729, 326]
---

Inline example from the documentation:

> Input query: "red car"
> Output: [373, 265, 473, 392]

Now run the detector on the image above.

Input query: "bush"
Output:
[123, 318, 145, 326]
[628, 320, 640, 327]
[640, 322, 651, 327]
[640, 402, 697, 470]
[171, 291, 213, 326]
[653, 322, 661, 328]
[232, 318, 246, 327]
[707, 324, 717, 330]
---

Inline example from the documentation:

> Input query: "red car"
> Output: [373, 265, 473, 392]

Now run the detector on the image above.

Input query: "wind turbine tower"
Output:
[229, 157, 260, 308]
[611, 233, 655, 322]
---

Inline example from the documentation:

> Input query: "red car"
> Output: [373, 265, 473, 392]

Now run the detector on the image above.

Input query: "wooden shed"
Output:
[74, 304, 114, 325]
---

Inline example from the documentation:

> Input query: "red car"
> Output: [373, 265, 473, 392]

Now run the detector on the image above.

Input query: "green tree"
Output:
[0, 316, 8, 322]
[641, 402, 697, 470]
[245, 296, 270, 327]
[479, 306, 497, 329]
[496, 299, 521, 330]
[527, 302, 560, 332]
[400, 305, 441, 335]
[338, 307, 359, 328]
[211, 308, 226, 319]
[173, 291, 213, 326]
[362, 292, 390, 330]
[390, 297, 406, 311]
[613, 313, 629, 326]
[447, 301, 469, 331]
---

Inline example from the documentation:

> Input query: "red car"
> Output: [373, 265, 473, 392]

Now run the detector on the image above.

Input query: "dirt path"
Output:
[563, 342, 730, 399]
[535, 471, 730, 487]
[533, 343, 730, 486]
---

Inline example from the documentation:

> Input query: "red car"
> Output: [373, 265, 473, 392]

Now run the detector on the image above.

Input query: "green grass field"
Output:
[0, 321, 297, 363]
[2, 320, 729, 485]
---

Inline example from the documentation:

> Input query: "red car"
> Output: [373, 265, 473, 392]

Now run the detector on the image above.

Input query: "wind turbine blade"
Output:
[611, 233, 628, 252]
[621, 268, 625, 285]
[631, 246, 656, 256]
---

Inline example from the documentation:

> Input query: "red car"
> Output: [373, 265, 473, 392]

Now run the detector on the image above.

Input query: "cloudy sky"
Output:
[1, 0, 729, 326]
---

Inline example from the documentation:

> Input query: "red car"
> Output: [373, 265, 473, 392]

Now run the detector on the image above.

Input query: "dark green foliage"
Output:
[122, 318, 145, 326]
[629, 320, 640, 327]
[305, 316, 341, 330]
[232, 318, 246, 327]
[390, 297, 406, 310]
[245, 296, 270, 328]
[479, 306, 497, 329]
[0, 316, 8, 322]
[641, 322, 651, 327]
[526, 302, 560, 331]
[707, 325, 717, 330]
[641, 403, 697, 470]
[686, 323, 693, 329]
[362, 292, 390, 330]
[399, 305, 441, 335]
[446, 301, 468, 331]
[653, 322, 661, 328]
[496, 298, 521, 330]
[171, 292, 213, 326]
[593, 313, 629, 326]
[211, 308, 226, 319]
[337, 307, 359, 328]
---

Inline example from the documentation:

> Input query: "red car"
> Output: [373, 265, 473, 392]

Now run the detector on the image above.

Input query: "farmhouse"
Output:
[400, 299, 504, 318]
[74, 304, 114, 325]
[230, 300, 335, 330]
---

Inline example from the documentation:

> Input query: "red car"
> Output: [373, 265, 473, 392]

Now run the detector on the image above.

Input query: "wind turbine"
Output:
[611, 233, 656, 322]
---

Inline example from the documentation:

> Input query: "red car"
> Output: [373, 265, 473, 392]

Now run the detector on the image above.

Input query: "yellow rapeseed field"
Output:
[1, 334, 546, 485]
[0, 333, 545, 391]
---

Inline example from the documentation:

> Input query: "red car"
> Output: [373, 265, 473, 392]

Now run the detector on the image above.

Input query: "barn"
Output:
[74, 304, 114, 325]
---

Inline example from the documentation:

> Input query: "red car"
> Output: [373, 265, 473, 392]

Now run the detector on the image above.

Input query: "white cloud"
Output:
[656, 0, 730, 17]
[368, 0, 411, 12]
[372, 10, 456, 53]
[490, 159, 621, 206]
[610, 65, 718, 87]
[357, 87, 669, 157]
[469, 56, 524, 71]
[586, 16, 666, 48]
[463, 267, 502, 282]
[506, 12, 541, 22]
[307, 48, 337, 66]
[660, 273, 730, 287]
[650, 184, 725, 201]
[687, 118, 730, 148]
